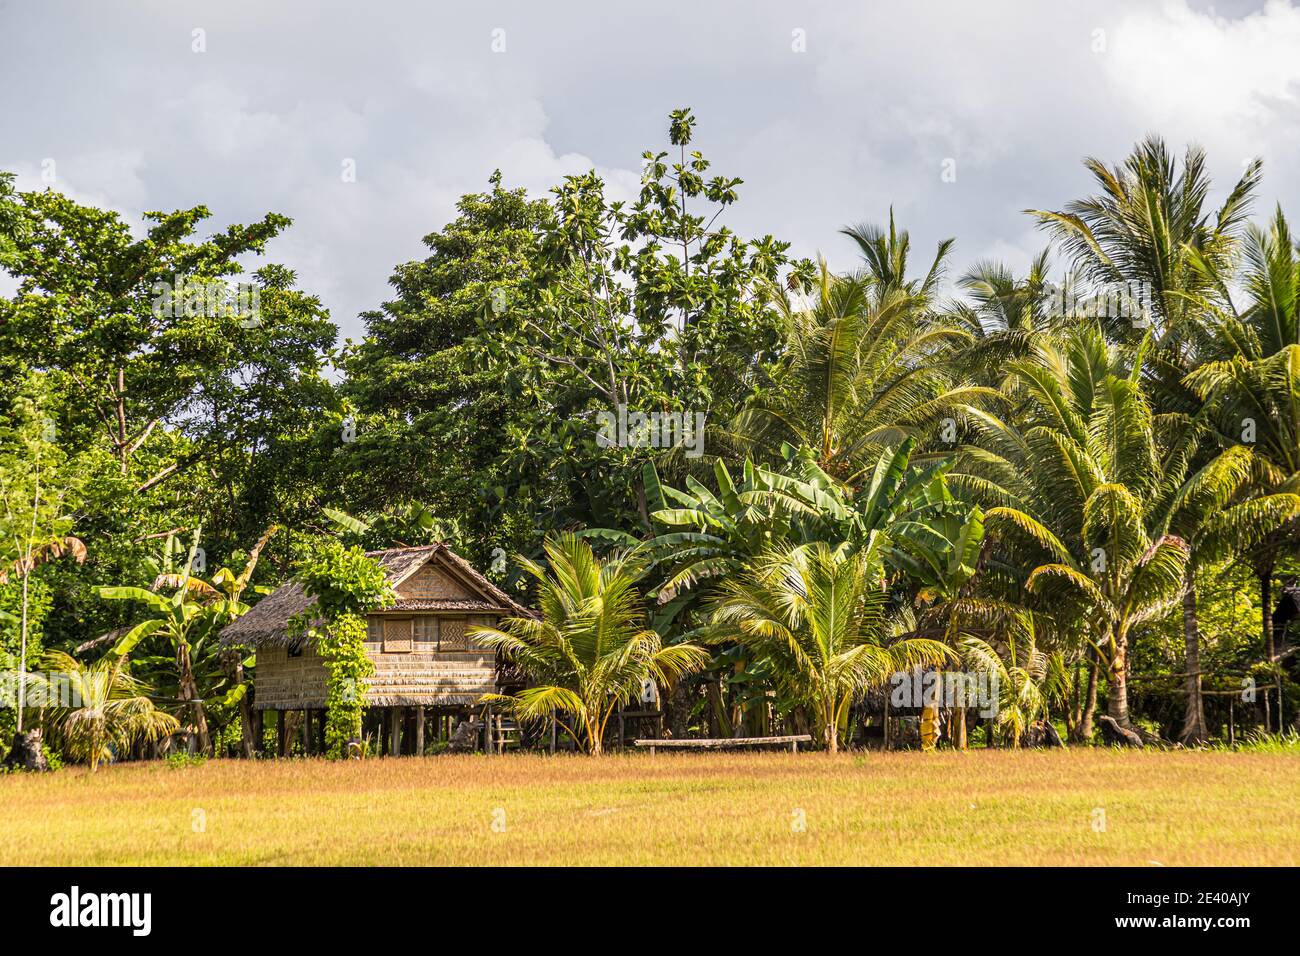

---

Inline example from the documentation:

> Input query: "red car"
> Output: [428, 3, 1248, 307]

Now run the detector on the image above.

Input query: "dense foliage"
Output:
[3, 111, 1299, 765]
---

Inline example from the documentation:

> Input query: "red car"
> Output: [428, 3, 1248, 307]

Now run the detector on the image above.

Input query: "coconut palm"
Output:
[708, 538, 951, 752]
[951, 326, 1198, 729]
[949, 250, 1060, 385]
[1186, 208, 1300, 686]
[473, 533, 708, 754]
[961, 630, 1068, 747]
[1028, 137, 1271, 737]
[34, 650, 178, 772]
[841, 209, 953, 306]
[1029, 137, 1258, 353]
[729, 262, 990, 484]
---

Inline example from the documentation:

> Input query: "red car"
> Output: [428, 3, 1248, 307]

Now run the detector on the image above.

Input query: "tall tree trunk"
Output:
[1261, 566, 1276, 663]
[1105, 632, 1131, 729]
[177, 644, 210, 752]
[1260, 565, 1275, 732]
[1179, 571, 1208, 744]
[1074, 650, 1100, 743]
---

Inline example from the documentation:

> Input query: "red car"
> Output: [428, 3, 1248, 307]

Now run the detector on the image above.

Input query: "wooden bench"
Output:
[633, 735, 812, 755]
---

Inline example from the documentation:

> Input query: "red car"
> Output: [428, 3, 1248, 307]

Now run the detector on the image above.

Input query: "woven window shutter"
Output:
[383, 617, 413, 653]
[440, 617, 468, 651]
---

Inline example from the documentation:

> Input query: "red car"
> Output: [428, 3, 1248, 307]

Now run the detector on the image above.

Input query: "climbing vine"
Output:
[289, 541, 394, 758]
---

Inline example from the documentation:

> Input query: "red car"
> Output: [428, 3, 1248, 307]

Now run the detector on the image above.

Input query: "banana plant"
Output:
[98, 526, 275, 754]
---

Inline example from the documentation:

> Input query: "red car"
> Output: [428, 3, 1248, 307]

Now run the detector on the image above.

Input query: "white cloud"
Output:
[2, 0, 1297, 332]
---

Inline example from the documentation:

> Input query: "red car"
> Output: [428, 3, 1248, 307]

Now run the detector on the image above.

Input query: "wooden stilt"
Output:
[389, 707, 402, 756]
[252, 709, 264, 756]
[276, 710, 287, 757]
[303, 709, 312, 755]
[318, 708, 327, 754]
[415, 707, 425, 756]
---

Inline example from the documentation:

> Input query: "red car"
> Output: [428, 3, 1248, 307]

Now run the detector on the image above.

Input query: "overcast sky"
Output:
[2, 0, 1298, 341]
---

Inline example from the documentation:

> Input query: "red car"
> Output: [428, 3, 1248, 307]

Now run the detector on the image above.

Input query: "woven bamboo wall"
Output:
[253, 614, 501, 710]
[254, 645, 330, 710]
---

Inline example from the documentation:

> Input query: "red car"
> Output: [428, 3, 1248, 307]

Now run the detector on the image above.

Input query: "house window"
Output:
[383, 617, 413, 653]
[440, 617, 468, 651]
[366, 617, 383, 642]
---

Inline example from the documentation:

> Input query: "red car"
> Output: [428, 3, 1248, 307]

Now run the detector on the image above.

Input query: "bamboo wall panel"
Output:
[398, 564, 472, 600]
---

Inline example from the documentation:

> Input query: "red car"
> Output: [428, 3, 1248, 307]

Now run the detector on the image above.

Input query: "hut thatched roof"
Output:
[219, 543, 531, 648]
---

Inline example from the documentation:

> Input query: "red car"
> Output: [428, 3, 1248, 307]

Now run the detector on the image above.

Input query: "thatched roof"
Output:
[220, 543, 531, 648]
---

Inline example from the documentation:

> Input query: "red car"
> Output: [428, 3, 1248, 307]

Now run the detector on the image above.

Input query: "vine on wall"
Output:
[289, 540, 394, 758]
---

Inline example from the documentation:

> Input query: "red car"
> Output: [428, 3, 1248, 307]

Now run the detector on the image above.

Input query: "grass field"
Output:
[2, 749, 1297, 866]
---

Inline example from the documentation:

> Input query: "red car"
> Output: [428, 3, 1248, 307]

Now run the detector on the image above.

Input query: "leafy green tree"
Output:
[475, 534, 708, 754]
[0, 374, 84, 739]
[471, 109, 811, 530]
[339, 172, 554, 556]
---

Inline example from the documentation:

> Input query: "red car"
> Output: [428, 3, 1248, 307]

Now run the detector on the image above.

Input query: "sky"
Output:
[2, 0, 1299, 341]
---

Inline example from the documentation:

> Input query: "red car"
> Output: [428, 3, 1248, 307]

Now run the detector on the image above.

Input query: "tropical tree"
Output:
[708, 539, 950, 752]
[952, 327, 1196, 730]
[1186, 207, 1300, 694]
[729, 263, 987, 483]
[1141, 440, 1297, 740]
[0, 374, 84, 744]
[474, 534, 708, 754]
[97, 532, 220, 752]
[34, 650, 178, 772]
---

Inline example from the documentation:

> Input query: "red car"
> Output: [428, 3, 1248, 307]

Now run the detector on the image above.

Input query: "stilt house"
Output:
[219, 543, 531, 755]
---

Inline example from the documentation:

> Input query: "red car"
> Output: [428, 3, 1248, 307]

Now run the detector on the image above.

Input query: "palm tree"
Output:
[729, 262, 990, 484]
[841, 209, 953, 306]
[962, 630, 1068, 747]
[708, 539, 950, 752]
[35, 651, 178, 772]
[950, 250, 1059, 385]
[1029, 138, 1279, 737]
[951, 325, 1260, 730]
[1150, 443, 1300, 741]
[473, 533, 708, 754]
[1029, 137, 1258, 353]
[1186, 208, 1300, 692]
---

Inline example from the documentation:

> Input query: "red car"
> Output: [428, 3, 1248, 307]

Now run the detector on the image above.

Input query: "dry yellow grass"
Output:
[1, 749, 1296, 865]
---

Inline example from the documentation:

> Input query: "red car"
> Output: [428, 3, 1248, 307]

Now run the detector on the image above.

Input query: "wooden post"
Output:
[303, 709, 312, 755]
[483, 704, 493, 754]
[389, 708, 402, 756]
[276, 710, 287, 757]
[252, 709, 264, 756]
[415, 707, 425, 756]
[318, 708, 327, 755]
[550, 715, 557, 755]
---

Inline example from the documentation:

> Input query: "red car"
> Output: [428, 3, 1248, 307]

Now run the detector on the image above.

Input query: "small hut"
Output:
[219, 543, 531, 756]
